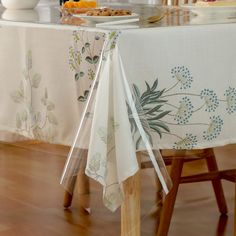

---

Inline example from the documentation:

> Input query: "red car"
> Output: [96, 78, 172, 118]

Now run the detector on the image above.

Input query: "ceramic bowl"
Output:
[1, 0, 40, 9]
[2, 9, 39, 21]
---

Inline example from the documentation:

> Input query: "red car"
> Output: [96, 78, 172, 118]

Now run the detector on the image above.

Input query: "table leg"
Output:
[121, 154, 141, 236]
[63, 151, 89, 209]
[76, 156, 90, 212]
[153, 173, 163, 232]
[63, 176, 76, 208]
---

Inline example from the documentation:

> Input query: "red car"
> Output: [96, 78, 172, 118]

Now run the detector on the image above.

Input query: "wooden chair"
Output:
[141, 148, 228, 236]
[151, 0, 227, 233]
[220, 169, 236, 236]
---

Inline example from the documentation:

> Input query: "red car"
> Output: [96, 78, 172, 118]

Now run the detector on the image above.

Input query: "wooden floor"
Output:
[0, 141, 235, 236]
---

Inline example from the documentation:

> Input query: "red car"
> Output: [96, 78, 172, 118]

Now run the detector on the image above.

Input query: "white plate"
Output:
[181, 4, 236, 18]
[190, 15, 236, 24]
[73, 13, 139, 23]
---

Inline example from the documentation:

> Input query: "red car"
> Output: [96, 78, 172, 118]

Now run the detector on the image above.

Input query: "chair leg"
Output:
[234, 183, 236, 236]
[76, 161, 90, 211]
[216, 215, 228, 236]
[63, 171, 90, 210]
[205, 148, 228, 214]
[157, 158, 184, 236]
[63, 175, 77, 208]
[63, 155, 90, 209]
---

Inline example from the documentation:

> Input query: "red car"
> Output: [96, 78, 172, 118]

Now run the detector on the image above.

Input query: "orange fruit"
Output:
[64, 0, 96, 9]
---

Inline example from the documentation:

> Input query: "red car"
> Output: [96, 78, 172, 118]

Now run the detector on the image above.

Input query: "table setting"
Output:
[182, 0, 236, 23]
[0, 0, 236, 235]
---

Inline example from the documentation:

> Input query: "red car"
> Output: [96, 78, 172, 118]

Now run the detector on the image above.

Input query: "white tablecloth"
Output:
[0, 25, 105, 145]
[1, 4, 236, 212]
[62, 23, 236, 211]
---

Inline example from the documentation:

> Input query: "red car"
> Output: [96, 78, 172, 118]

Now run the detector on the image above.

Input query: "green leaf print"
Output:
[11, 50, 58, 142]
[31, 73, 41, 88]
[127, 79, 171, 148]
[82, 46, 85, 54]
[93, 55, 99, 64]
[47, 112, 58, 125]
[85, 56, 93, 64]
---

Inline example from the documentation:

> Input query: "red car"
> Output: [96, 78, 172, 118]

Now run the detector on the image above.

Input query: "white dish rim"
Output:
[181, 3, 236, 10]
[73, 12, 139, 22]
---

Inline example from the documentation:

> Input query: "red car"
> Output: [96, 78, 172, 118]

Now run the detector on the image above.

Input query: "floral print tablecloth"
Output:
[62, 24, 236, 211]
[1, 22, 236, 212]
[0, 26, 105, 145]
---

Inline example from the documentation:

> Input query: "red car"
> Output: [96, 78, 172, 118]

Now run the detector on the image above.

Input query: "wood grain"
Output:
[0, 142, 235, 236]
[157, 158, 184, 236]
[121, 153, 141, 236]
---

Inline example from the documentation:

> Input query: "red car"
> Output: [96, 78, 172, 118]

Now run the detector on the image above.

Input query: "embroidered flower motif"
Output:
[171, 66, 193, 90]
[103, 192, 117, 210]
[200, 89, 219, 112]
[203, 115, 223, 141]
[224, 87, 236, 114]
[88, 68, 95, 80]
[86, 153, 107, 183]
[173, 134, 197, 149]
[174, 97, 194, 124]
[72, 31, 80, 42]
[88, 153, 101, 173]
[103, 189, 123, 211]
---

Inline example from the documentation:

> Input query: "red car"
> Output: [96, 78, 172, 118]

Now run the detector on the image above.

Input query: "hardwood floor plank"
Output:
[0, 142, 234, 236]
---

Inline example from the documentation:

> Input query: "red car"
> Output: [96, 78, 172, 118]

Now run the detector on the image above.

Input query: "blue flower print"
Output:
[200, 89, 219, 112]
[173, 134, 197, 149]
[174, 97, 194, 124]
[203, 115, 223, 141]
[171, 66, 193, 90]
[224, 87, 236, 114]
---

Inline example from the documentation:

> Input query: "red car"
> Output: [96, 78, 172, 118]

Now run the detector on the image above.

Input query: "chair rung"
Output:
[141, 155, 205, 169]
[180, 171, 220, 184]
[220, 169, 236, 182]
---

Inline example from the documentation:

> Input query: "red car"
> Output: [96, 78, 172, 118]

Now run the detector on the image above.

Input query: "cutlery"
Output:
[146, 9, 179, 24]
[147, 13, 166, 23]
